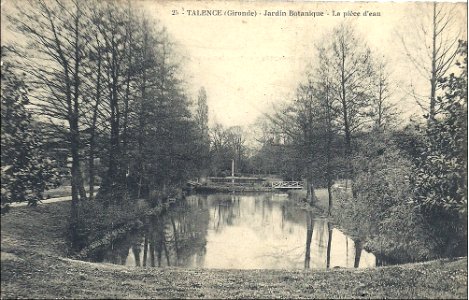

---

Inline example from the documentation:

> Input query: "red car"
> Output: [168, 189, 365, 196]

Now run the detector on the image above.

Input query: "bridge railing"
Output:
[271, 181, 304, 189]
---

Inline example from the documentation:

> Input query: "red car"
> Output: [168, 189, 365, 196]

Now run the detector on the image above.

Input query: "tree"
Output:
[267, 77, 323, 204]
[370, 58, 398, 131]
[226, 126, 247, 174]
[1, 47, 59, 207]
[293, 78, 321, 203]
[269, 25, 373, 204]
[94, 2, 129, 202]
[327, 24, 374, 164]
[209, 123, 248, 176]
[412, 40, 467, 257]
[194, 87, 211, 177]
[195, 87, 209, 139]
[314, 47, 340, 214]
[8, 0, 91, 243]
[399, 3, 464, 122]
[123, 18, 201, 200]
[82, 20, 105, 201]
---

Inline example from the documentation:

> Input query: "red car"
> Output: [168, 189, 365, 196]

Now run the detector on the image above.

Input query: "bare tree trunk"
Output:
[305, 168, 315, 205]
[88, 38, 103, 201]
[122, 19, 133, 196]
[304, 211, 314, 269]
[307, 167, 317, 206]
[71, 3, 87, 203]
[340, 69, 356, 198]
[70, 159, 80, 250]
[137, 28, 148, 199]
[70, 120, 84, 249]
[108, 78, 121, 201]
[163, 239, 170, 266]
[77, 160, 87, 201]
[325, 120, 334, 215]
[429, 2, 437, 123]
[354, 239, 363, 268]
[156, 240, 162, 267]
[143, 234, 148, 267]
[88, 145, 96, 201]
[326, 222, 333, 268]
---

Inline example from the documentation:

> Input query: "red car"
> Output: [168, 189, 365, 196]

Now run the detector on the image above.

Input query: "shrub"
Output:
[333, 130, 437, 262]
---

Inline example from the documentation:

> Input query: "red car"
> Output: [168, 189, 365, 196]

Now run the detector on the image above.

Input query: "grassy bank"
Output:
[1, 202, 467, 299]
[287, 188, 330, 213]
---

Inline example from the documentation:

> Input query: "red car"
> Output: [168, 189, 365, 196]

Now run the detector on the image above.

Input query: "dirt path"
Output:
[9, 192, 96, 208]
[1, 202, 467, 299]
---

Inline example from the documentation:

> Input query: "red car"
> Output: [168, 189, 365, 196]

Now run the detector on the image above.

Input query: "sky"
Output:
[136, 1, 467, 127]
[2, 0, 467, 127]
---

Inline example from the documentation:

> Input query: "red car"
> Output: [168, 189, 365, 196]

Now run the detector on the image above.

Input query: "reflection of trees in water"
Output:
[90, 194, 370, 269]
[145, 197, 210, 267]
[210, 194, 282, 232]
[304, 211, 314, 269]
[257, 201, 367, 269]
[301, 216, 335, 270]
[90, 196, 210, 268]
[316, 220, 327, 262]
[212, 195, 238, 231]
[145, 214, 170, 267]
[254, 195, 273, 223]
[90, 229, 144, 266]
[281, 203, 307, 226]
[209, 193, 276, 231]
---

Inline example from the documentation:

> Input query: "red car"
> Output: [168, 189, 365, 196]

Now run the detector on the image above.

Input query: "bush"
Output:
[333, 130, 437, 262]
[1, 48, 60, 206]
[410, 41, 467, 258]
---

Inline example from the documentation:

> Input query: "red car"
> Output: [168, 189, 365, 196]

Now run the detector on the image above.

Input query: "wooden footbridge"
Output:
[271, 181, 303, 190]
[187, 178, 304, 191]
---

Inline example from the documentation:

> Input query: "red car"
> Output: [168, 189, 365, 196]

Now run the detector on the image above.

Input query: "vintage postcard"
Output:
[1, 0, 467, 299]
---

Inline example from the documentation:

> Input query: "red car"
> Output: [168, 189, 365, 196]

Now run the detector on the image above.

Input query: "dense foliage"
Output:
[412, 40, 468, 257]
[1, 48, 59, 206]
[334, 41, 468, 262]
[334, 130, 434, 262]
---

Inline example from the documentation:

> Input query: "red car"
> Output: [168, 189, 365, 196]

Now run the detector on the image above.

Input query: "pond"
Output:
[89, 193, 377, 270]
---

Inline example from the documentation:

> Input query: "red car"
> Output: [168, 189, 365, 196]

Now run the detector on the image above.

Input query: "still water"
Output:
[89, 193, 376, 269]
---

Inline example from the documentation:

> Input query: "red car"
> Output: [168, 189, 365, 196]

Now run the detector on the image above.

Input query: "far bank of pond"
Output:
[86, 192, 377, 269]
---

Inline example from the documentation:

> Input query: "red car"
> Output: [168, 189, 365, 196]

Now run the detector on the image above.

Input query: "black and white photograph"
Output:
[1, 0, 467, 298]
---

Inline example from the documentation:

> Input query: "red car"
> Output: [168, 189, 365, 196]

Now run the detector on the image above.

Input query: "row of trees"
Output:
[209, 123, 248, 176]
[2, 0, 210, 247]
[259, 23, 394, 208]
[255, 5, 466, 261]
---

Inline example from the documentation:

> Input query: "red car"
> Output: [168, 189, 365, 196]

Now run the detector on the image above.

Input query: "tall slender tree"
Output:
[399, 2, 464, 122]
[328, 24, 374, 167]
[8, 0, 91, 244]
